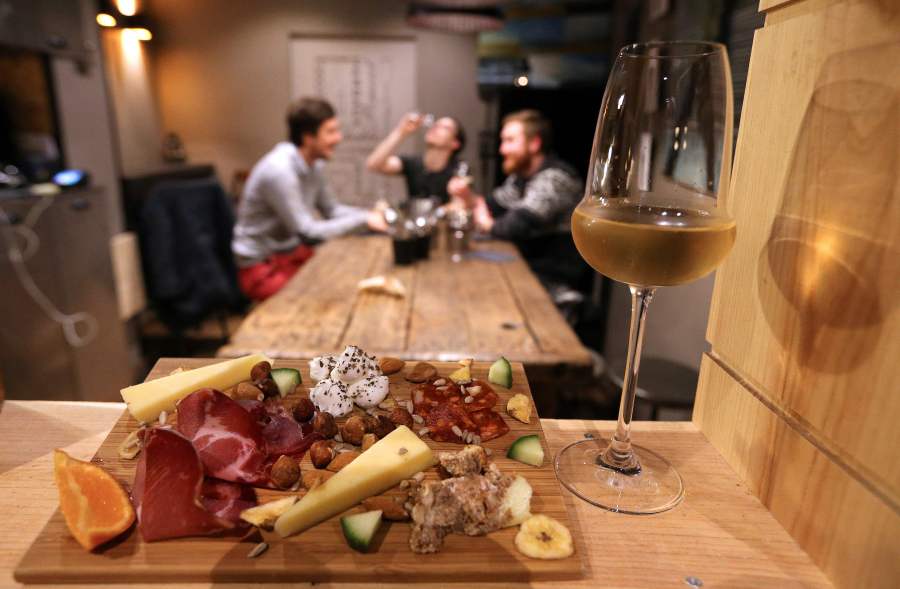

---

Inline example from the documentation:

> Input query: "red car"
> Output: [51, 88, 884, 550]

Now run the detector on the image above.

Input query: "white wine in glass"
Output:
[555, 41, 737, 514]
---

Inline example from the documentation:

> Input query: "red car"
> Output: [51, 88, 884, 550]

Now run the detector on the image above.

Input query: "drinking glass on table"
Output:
[554, 41, 736, 514]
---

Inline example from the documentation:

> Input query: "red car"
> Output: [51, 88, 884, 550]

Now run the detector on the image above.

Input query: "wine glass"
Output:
[554, 41, 736, 514]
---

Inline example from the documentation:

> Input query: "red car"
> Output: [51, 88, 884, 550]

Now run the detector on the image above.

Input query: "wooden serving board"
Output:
[15, 358, 584, 584]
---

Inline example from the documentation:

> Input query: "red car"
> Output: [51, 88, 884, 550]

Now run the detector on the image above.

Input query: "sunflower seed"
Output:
[464, 395, 474, 404]
[451, 425, 463, 437]
[412, 414, 424, 424]
[433, 378, 446, 386]
[334, 433, 343, 443]
[473, 435, 481, 445]
[467, 385, 482, 395]
[406, 400, 414, 413]
[158, 411, 167, 426]
[436, 386, 449, 392]
[413, 472, 425, 482]
[247, 542, 269, 558]
[377, 401, 392, 410]
[418, 427, 430, 437]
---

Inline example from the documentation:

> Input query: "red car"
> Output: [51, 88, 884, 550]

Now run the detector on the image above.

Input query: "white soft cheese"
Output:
[309, 355, 337, 382]
[348, 375, 390, 408]
[309, 377, 353, 417]
[330, 345, 381, 385]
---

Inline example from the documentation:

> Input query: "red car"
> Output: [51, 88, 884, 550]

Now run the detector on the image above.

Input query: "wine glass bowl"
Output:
[555, 41, 736, 514]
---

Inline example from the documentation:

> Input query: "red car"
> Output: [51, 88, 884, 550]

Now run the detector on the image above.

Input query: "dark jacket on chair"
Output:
[139, 178, 246, 329]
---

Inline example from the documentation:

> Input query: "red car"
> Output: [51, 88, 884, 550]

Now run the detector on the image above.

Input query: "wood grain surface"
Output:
[695, 1, 900, 587]
[218, 236, 592, 367]
[2, 399, 831, 588]
[15, 358, 583, 584]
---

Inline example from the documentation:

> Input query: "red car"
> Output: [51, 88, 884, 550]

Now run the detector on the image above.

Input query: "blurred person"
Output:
[366, 112, 466, 203]
[447, 109, 588, 292]
[233, 97, 386, 301]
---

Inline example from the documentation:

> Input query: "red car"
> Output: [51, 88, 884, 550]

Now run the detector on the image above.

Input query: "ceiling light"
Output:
[96, 13, 117, 27]
[116, 0, 137, 17]
[127, 27, 152, 42]
[514, 75, 529, 87]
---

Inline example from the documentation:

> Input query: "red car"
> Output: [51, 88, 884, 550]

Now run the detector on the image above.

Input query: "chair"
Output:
[137, 177, 247, 339]
[607, 356, 699, 420]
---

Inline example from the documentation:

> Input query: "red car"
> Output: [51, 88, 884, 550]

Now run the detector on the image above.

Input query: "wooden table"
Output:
[218, 236, 592, 368]
[1, 400, 831, 588]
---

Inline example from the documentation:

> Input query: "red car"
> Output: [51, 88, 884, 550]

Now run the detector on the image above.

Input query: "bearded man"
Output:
[447, 109, 587, 292]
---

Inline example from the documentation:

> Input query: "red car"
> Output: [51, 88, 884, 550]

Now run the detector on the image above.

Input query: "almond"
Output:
[379, 357, 405, 375]
[234, 381, 263, 401]
[362, 495, 409, 521]
[301, 469, 334, 489]
[327, 451, 361, 472]
[405, 362, 437, 383]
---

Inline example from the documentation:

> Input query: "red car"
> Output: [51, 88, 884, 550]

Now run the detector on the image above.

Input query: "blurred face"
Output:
[425, 117, 460, 152]
[499, 121, 540, 175]
[305, 117, 343, 160]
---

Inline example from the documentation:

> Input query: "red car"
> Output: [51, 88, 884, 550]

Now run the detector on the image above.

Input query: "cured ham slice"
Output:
[262, 416, 321, 457]
[201, 479, 257, 525]
[176, 389, 270, 486]
[238, 398, 323, 458]
[179, 390, 321, 487]
[132, 428, 240, 542]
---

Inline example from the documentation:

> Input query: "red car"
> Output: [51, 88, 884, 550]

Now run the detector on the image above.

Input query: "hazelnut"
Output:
[312, 412, 338, 438]
[292, 398, 315, 422]
[389, 407, 414, 428]
[373, 414, 396, 438]
[255, 377, 280, 398]
[362, 414, 379, 434]
[270, 455, 300, 489]
[309, 440, 335, 469]
[361, 433, 378, 451]
[250, 361, 272, 381]
[234, 381, 263, 401]
[341, 415, 367, 446]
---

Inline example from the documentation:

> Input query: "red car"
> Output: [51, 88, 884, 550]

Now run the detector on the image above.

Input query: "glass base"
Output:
[554, 438, 684, 514]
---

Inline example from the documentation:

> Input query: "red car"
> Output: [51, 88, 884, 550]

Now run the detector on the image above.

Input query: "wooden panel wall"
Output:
[693, 0, 900, 587]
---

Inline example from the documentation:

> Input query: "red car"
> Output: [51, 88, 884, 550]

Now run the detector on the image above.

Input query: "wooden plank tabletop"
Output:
[1, 400, 831, 587]
[218, 236, 592, 367]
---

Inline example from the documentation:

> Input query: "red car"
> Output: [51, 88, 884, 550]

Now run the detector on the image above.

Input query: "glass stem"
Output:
[599, 285, 655, 475]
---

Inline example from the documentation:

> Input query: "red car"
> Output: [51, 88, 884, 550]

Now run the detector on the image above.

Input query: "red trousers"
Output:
[238, 244, 314, 301]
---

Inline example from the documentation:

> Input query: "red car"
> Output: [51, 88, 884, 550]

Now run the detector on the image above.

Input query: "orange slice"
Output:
[53, 449, 136, 551]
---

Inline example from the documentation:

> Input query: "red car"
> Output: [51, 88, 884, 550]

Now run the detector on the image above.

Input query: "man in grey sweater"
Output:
[233, 97, 386, 300]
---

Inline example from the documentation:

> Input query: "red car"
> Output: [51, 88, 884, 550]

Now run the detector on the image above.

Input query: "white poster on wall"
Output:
[289, 36, 417, 206]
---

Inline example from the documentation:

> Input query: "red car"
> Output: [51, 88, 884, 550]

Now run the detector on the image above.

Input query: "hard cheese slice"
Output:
[274, 425, 433, 538]
[120, 354, 269, 423]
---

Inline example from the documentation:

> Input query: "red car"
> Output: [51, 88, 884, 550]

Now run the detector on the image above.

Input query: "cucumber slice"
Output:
[488, 356, 512, 388]
[506, 434, 544, 467]
[271, 368, 302, 397]
[340, 510, 383, 552]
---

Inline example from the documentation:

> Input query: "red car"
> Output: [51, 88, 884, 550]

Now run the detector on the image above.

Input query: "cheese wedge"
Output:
[120, 354, 269, 422]
[274, 426, 433, 538]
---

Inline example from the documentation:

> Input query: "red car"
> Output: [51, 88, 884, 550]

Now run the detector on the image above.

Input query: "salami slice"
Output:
[468, 409, 510, 442]
[460, 380, 498, 413]
[425, 403, 477, 443]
